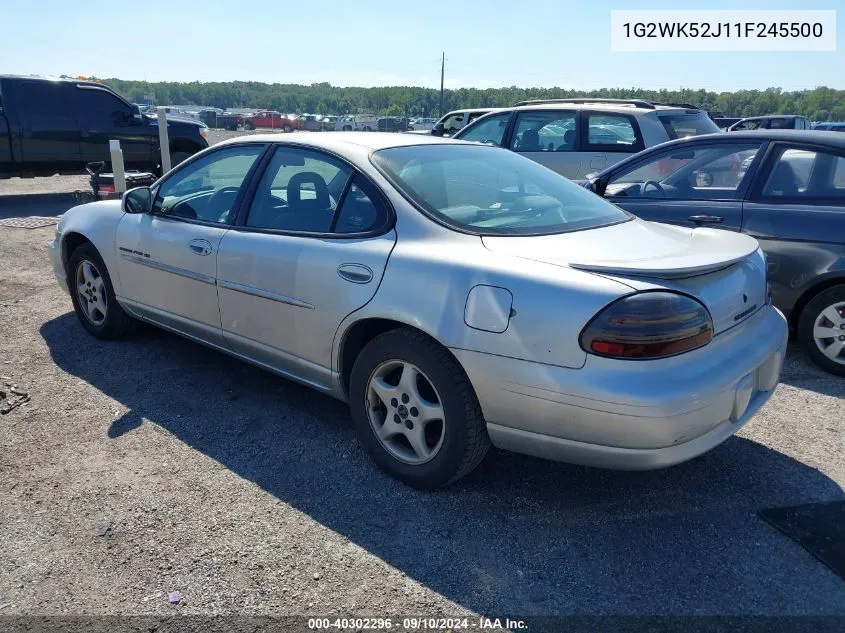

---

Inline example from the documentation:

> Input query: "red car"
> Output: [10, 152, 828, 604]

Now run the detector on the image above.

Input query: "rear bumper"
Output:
[451, 304, 788, 470]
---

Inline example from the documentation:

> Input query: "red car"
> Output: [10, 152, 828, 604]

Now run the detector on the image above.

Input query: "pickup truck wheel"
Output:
[244, 121, 256, 131]
[343, 125, 352, 131]
[798, 285, 845, 376]
[349, 328, 490, 489]
[283, 124, 294, 133]
[68, 243, 131, 339]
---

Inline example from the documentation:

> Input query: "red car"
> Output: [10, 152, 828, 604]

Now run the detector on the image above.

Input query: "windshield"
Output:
[657, 112, 720, 139]
[372, 144, 630, 235]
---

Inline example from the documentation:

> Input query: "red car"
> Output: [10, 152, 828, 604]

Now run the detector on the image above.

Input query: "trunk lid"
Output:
[482, 219, 768, 334]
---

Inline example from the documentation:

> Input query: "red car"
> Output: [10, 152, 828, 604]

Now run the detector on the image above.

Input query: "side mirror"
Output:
[432, 122, 445, 137]
[586, 176, 608, 197]
[122, 186, 153, 214]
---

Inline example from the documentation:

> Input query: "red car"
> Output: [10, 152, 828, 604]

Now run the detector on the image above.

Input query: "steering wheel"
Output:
[642, 180, 666, 197]
[205, 187, 241, 223]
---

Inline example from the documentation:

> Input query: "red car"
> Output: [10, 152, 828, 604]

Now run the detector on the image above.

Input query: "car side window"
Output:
[457, 113, 511, 147]
[605, 143, 763, 201]
[153, 145, 264, 224]
[333, 174, 389, 234]
[16, 81, 76, 129]
[735, 119, 762, 131]
[586, 113, 641, 151]
[245, 147, 352, 232]
[440, 113, 466, 135]
[75, 88, 134, 129]
[762, 148, 845, 203]
[509, 111, 577, 152]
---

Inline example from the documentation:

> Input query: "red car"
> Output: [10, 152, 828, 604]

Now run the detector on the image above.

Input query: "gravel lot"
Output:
[0, 141, 844, 625]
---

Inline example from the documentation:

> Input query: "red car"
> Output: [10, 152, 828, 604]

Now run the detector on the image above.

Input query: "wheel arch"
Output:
[791, 274, 845, 330]
[336, 317, 445, 397]
[61, 231, 94, 272]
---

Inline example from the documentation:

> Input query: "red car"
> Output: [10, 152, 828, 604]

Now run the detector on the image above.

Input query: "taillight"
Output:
[580, 292, 713, 360]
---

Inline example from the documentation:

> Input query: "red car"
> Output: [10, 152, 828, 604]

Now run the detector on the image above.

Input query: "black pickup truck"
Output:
[0, 75, 209, 178]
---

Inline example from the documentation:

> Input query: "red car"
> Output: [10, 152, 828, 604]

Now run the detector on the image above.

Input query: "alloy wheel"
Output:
[812, 300, 845, 365]
[366, 360, 446, 465]
[75, 260, 107, 326]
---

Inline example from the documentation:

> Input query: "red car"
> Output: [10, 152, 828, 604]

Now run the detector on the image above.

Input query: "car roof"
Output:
[0, 74, 111, 91]
[444, 108, 499, 115]
[215, 131, 469, 152]
[702, 129, 845, 147]
[488, 102, 699, 116]
[593, 129, 845, 176]
[737, 114, 805, 120]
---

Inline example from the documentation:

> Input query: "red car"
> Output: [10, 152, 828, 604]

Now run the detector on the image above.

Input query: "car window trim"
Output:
[749, 141, 845, 206]
[508, 109, 580, 153]
[581, 109, 645, 153]
[604, 139, 768, 202]
[233, 143, 396, 239]
[150, 142, 271, 228]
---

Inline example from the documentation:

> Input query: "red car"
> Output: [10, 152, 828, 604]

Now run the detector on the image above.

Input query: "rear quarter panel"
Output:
[742, 201, 845, 319]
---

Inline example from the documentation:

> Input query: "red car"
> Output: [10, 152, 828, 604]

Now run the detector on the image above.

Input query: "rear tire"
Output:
[68, 243, 131, 339]
[244, 121, 256, 131]
[798, 285, 845, 375]
[283, 124, 293, 133]
[343, 125, 352, 131]
[348, 328, 490, 489]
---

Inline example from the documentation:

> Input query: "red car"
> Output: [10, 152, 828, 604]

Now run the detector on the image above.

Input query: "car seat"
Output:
[518, 129, 542, 152]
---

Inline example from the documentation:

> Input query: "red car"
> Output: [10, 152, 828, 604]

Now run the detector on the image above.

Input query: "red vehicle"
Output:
[244, 111, 299, 132]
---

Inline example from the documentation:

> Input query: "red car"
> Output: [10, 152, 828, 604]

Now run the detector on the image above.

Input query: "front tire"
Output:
[349, 328, 490, 489]
[798, 285, 845, 375]
[68, 243, 131, 339]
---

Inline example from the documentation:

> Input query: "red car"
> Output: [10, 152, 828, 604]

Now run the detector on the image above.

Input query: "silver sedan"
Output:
[49, 133, 788, 488]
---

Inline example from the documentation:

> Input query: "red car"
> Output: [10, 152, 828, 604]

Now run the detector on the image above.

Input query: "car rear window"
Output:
[657, 112, 720, 139]
[372, 144, 630, 236]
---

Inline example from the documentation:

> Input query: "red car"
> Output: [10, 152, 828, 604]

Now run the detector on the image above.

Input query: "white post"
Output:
[157, 106, 171, 174]
[109, 140, 126, 194]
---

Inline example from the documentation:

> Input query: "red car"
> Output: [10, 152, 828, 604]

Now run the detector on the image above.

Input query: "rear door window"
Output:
[15, 81, 76, 130]
[761, 147, 845, 203]
[585, 113, 642, 151]
[509, 111, 578, 152]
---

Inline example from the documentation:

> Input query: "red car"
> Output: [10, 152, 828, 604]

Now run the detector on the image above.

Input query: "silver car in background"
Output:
[49, 133, 787, 488]
[453, 98, 721, 180]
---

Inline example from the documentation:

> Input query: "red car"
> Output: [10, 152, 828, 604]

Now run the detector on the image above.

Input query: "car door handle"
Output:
[688, 215, 723, 224]
[188, 238, 213, 256]
[337, 263, 373, 284]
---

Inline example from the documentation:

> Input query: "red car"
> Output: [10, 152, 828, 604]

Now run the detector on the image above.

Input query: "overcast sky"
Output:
[1, 0, 841, 91]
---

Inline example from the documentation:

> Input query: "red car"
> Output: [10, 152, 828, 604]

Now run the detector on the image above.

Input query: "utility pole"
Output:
[439, 52, 445, 117]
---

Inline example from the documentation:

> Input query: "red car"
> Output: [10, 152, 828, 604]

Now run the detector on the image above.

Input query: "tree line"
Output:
[100, 79, 845, 121]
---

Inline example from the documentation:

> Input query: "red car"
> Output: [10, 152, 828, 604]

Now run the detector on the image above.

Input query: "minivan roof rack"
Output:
[513, 98, 657, 109]
[650, 101, 703, 110]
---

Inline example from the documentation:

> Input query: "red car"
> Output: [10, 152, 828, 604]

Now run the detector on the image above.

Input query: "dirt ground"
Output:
[0, 164, 843, 626]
